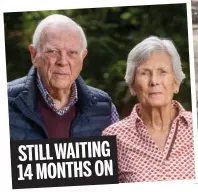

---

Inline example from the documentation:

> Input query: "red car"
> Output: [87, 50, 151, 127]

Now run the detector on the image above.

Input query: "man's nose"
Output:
[57, 51, 69, 66]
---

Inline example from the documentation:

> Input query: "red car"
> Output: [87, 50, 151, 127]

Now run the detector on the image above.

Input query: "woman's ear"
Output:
[174, 80, 180, 94]
[129, 86, 137, 96]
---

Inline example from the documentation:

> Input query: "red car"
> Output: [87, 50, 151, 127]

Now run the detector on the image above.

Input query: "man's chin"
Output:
[50, 78, 72, 87]
[51, 82, 71, 90]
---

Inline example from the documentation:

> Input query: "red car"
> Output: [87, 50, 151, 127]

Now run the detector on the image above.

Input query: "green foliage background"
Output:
[4, 3, 192, 119]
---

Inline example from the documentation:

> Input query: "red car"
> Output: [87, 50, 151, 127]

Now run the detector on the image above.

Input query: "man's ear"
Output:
[82, 49, 88, 60]
[29, 45, 37, 65]
[129, 86, 137, 96]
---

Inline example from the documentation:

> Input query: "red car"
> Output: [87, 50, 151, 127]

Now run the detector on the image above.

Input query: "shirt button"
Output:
[162, 162, 166, 166]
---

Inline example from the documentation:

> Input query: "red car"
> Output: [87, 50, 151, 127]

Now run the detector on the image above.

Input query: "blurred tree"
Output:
[4, 3, 191, 119]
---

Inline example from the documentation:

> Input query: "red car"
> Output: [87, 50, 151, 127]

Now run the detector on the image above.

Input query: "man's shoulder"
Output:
[7, 76, 27, 98]
[87, 85, 111, 100]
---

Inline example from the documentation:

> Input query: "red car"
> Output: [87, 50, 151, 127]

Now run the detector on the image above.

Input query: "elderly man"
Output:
[8, 14, 119, 140]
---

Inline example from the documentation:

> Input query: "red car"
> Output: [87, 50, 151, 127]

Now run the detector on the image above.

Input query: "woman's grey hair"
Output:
[125, 36, 186, 85]
[32, 14, 87, 52]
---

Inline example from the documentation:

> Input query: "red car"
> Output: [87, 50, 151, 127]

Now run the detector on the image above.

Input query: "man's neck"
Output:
[48, 88, 71, 110]
[36, 71, 73, 110]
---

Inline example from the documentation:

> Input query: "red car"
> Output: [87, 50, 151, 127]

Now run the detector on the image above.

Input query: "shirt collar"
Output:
[130, 100, 191, 126]
[36, 71, 78, 115]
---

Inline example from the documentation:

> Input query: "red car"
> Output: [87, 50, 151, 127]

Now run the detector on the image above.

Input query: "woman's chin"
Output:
[146, 99, 168, 108]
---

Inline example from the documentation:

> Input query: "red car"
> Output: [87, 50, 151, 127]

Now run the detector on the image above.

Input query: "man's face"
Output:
[29, 26, 87, 92]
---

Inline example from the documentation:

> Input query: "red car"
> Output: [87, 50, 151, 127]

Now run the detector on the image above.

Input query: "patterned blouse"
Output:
[102, 100, 195, 182]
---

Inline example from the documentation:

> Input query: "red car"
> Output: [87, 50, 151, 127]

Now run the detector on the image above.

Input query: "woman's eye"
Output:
[141, 71, 149, 75]
[161, 70, 167, 74]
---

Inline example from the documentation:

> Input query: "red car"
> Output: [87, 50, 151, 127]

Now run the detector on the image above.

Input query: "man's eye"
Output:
[45, 50, 59, 57]
[68, 50, 77, 56]
[47, 50, 57, 54]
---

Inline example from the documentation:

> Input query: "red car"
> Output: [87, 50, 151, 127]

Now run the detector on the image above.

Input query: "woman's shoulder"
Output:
[102, 115, 135, 136]
[174, 100, 192, 123]
[181, 110, 192, 124]
[178, 104, 192, 120]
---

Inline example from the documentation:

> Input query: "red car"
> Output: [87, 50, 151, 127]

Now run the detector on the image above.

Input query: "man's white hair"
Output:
[125, 36, 186, 85]
[32, 14, 87, 51]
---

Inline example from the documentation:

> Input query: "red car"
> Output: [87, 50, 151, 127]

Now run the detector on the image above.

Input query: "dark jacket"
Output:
[8, 67, 112, 140]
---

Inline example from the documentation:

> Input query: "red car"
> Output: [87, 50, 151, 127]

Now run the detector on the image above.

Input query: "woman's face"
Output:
[130, 51, 179, 108]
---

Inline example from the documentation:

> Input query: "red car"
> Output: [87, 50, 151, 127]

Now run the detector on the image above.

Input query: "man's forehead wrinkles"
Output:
[44, 42, 80, 51]
[42, 26, 80, 37]
[40, 34, 82, 50]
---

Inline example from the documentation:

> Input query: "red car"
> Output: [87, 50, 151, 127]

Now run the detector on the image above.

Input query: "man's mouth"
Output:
[54, 72, 70, 75]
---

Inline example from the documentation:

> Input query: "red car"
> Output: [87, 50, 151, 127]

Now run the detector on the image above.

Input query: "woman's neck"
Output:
[139, 103, 178, 132]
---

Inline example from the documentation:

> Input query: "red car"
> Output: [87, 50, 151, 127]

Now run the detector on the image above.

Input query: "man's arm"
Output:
[111, 104, 119, 123]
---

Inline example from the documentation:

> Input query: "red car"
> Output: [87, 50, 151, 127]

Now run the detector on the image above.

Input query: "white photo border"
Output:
[0, 0, 197, 192]
[187, 0, 198, 184]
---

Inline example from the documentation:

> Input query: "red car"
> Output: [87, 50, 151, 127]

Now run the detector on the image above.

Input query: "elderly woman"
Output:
[102, 36, 195, 182]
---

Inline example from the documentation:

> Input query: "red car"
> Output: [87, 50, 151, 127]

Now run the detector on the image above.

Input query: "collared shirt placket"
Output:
[159, 117, 179, 180]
